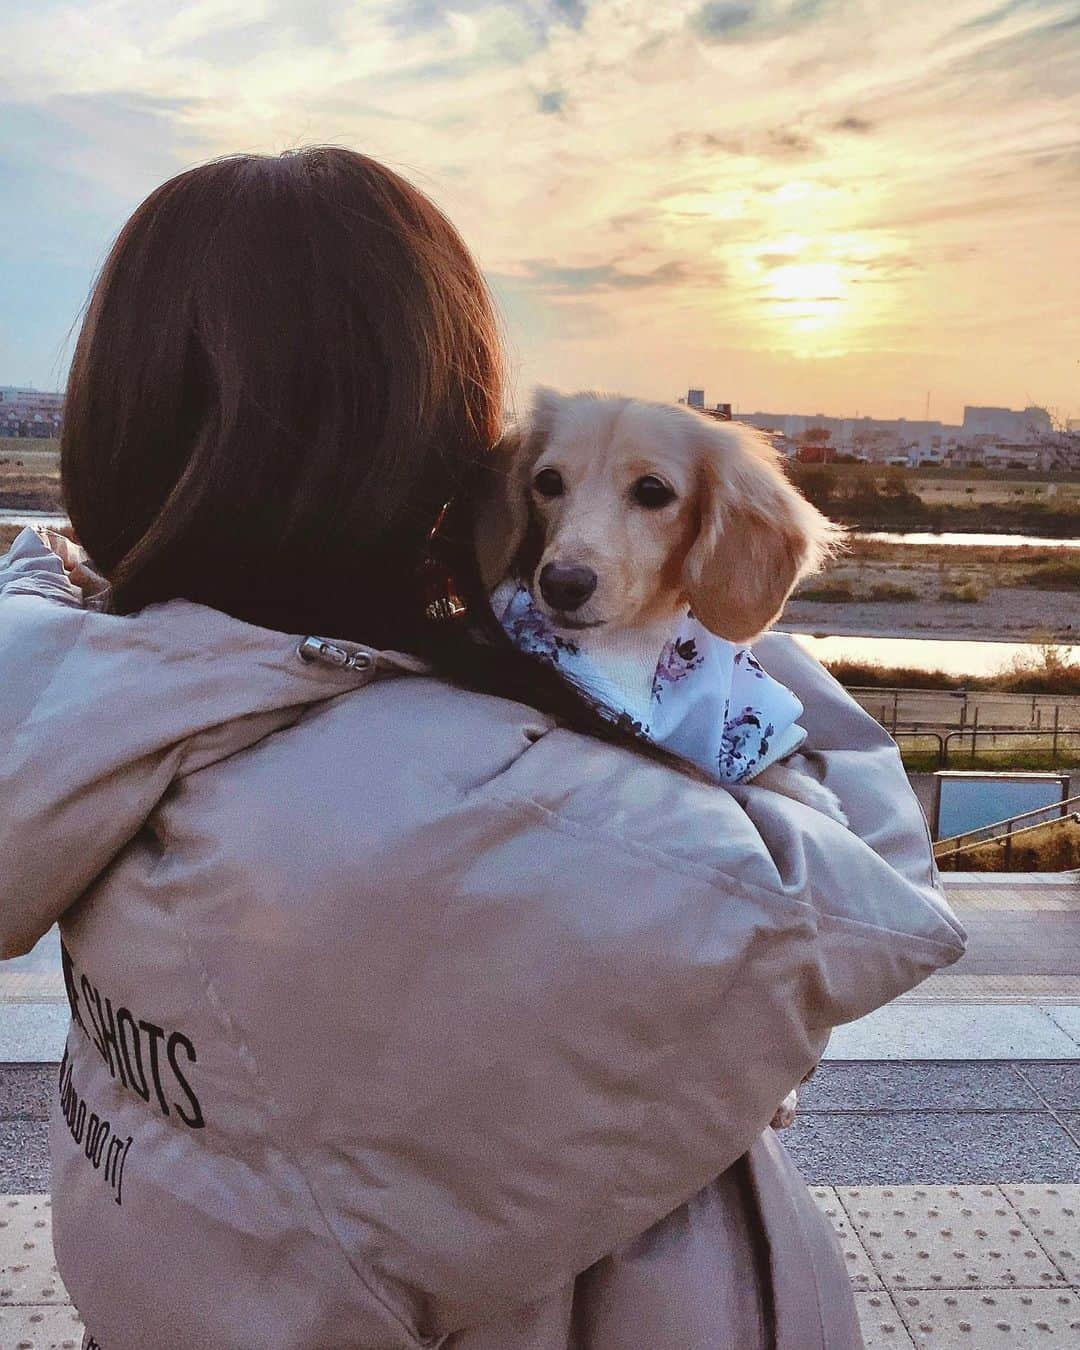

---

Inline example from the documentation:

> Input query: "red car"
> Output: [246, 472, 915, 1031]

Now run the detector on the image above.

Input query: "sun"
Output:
[766, 261, 848, 332]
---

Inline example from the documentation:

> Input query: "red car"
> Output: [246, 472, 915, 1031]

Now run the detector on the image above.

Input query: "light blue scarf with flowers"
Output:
[493, 581, 806, 784]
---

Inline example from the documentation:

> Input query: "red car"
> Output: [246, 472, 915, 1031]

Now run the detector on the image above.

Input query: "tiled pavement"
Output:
[2, 1187, 1078, 1348]
[2, 872, 1078, 1345]
[817, 1184, 1080, 1347]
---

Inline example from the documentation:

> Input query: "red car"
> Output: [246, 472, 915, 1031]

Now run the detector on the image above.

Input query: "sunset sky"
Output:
[1, 0, 1078, 424]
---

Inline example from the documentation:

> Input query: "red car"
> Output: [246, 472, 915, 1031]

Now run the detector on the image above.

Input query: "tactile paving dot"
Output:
[838, 1187, 1067, 1291]
[853, 1292, 917, 1348]
[0, 1303, 84, 1349]
[895, 1288, 1080, 1344]
[0, 1199, 70, 1306]
[1002, 1185, 1080, 1283]
[811, 1187, 883, 1289]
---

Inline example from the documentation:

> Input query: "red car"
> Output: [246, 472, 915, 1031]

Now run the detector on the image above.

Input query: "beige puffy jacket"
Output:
[0, 527, 964, 1349]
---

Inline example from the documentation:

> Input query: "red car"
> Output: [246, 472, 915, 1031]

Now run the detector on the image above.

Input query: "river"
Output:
[790, 632, 1078, 677]
[3, 512, 1076, 677]
[6, 513, 1079, 550]
[0, 509, 69, 528]
[854, 530, 1080, 549]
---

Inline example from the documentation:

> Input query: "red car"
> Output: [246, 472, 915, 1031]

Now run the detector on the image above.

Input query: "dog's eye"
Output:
[631, 475, 676, 509]
[532, 468, 564, 499]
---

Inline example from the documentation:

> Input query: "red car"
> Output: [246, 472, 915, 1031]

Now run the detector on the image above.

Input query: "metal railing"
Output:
[934, 793, 1080, 869]
[849, 686, 1080, 735]
[893, 727, 1080, 768]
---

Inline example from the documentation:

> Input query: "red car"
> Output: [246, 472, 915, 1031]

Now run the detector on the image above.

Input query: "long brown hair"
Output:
[62, 148, 679, 763]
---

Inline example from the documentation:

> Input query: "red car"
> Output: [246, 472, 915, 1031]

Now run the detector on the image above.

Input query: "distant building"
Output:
[981, 443, 1059, 472]
[0, 386, 63, 438]
[739, 410, 954, 459]
[962, 405, 1053, 443]
[687, 388, 705, 410]
[683, 395, 1075, 470]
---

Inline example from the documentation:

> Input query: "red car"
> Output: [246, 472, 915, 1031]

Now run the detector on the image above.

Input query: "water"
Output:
[855, 530, 1080, 549]
[0, 509, 69, 529]
[791, 632, 1078, 677]
[4, 512, 1078, 551]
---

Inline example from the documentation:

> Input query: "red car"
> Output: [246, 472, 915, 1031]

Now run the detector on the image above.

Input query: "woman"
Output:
[0, 149, 963, 1349]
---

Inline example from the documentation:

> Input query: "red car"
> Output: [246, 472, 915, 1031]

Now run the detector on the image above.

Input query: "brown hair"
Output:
[62, 148, 682, 764]
[63, 149, 499, 640]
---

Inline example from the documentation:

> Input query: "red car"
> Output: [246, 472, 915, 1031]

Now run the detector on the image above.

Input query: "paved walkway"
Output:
[2, 1187, 1078, 1348]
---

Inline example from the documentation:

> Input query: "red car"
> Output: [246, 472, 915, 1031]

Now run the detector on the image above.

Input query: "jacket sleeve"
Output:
[246, 686, 965, 1338]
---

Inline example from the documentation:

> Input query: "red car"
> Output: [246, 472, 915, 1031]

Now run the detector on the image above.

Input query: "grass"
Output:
[0, 437, 59, 456]
[938, 582, 983, 602]
[788, 462, 1080, 538]
[825, 642, 1080, 695]
[901, 748, 1080, 773]
[935, 815, 1080, 872]
[866, 582, 918, 602]
[798, 581, 855, 602]
[1016, 559, 1080, 590]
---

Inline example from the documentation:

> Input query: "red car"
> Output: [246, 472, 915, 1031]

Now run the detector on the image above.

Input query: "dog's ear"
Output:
[473, 388, 562, 588]
[683, 421, 841, 643]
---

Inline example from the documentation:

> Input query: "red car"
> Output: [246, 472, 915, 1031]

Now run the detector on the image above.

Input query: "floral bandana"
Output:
[493, 581, 806, 784]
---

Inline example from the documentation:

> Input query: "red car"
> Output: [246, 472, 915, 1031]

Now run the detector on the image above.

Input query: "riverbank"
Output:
[789, 461, 1080, 539]
[786, 537, 1079, 644]
[0, 442, 61, 517]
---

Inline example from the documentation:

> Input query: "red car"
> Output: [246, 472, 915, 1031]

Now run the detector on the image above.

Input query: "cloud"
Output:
[674, 126, 818, 158]
[957, 0, 1045, 32]
[537, 88, 567, 113]
[690, 2, 755, 39]
[514, 258, 700, 294]
[0, 0, 1077, 422]
[550, 0, 589, 29]
[384, 1, 444, 33]
[689, 0, 826, 43]
[832, 115, 873, 133]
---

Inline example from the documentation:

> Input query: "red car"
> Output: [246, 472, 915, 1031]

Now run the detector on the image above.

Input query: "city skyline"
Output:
[1, 1, 1078, 424]
[2, 379, 1067, 436]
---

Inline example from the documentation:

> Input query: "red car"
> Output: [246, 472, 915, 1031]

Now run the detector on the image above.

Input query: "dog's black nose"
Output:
[539, 563, 597, 611]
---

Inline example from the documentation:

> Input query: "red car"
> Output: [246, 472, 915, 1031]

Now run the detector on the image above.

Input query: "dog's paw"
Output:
[789, 777, 849, 826]
[752, 759, 849, 826]
[770, 1089, 798, 1131]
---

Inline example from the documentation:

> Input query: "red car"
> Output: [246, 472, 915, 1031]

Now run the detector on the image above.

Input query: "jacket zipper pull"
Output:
[296, 636, 375, 675]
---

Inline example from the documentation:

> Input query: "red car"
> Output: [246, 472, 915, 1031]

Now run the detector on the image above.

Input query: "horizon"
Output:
[1, 1, 1078, 425]
[0, 380, 1066, 433]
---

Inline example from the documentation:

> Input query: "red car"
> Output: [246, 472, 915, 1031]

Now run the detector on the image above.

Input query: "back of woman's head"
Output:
[63, 148, 502, 643]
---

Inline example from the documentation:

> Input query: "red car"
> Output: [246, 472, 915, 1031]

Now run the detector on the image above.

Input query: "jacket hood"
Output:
[0, 527, 421, 957]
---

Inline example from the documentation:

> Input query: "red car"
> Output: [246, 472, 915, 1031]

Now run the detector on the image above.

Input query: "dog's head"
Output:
[475, 388, 840, 643]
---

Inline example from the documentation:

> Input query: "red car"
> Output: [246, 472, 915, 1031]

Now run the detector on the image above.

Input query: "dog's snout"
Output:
[539, 563, 598, 611]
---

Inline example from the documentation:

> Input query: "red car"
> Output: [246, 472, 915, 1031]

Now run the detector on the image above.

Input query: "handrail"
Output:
[893, 730, 944, 761]
[935, 791, 1080, 852]
[935, 812, 1080, 869]
[942, 727, 1080, 760]
[847, 686, 1080, 700]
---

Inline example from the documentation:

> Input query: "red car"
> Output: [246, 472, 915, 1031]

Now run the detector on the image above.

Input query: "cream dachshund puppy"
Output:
[476, 389, 846, 1127]
[476, 388, 845, 816]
